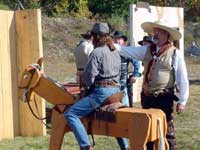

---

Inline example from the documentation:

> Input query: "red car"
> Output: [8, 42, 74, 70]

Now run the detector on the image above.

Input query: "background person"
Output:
[74, 31, 94, 84]
[112, 30, 141, 150]
[138, 35, 153, 46]
[112, 30, 141, 106]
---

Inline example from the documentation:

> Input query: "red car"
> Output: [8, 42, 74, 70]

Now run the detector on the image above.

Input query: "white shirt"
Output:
[119, 45, 189, 105]
[74, 40, 94, 69]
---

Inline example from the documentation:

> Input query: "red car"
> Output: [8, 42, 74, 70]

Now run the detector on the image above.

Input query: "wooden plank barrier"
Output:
[0, 10, 16, 140]
[0, 9, 45, 140]
[15, 9, 46, 136]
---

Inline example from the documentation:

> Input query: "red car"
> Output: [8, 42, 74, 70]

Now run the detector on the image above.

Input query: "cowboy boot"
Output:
[80, 145, 93, 150]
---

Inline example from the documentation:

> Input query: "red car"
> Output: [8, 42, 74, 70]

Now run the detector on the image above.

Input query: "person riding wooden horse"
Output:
[64, 22, 122, 150]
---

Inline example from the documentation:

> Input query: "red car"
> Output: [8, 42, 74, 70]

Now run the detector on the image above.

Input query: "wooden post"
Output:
[0, 10, 16, 140]
[15, 9, 46, 136]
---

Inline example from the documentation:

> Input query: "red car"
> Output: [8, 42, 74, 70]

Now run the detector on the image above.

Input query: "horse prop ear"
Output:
[37, 57, 43, 67]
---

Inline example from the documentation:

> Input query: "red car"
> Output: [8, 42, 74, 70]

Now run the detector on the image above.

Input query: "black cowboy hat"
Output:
[81, 30, 92, 39]
[111, 31, 128, 41]
[138, 36, 153, 45]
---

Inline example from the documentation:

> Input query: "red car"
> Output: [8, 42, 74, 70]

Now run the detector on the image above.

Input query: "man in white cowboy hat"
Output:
[119, 19, 189, 150]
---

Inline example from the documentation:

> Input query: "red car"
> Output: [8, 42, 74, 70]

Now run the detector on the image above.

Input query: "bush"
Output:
[0, 1, 10, 10]
[105, 14, 127, 32]
[41, 0, 91, 17]
[51, 0, 69, 16]
[4, 0, 40, 10]
[68, 0, 91, 18]
[88, 0, 137, 19]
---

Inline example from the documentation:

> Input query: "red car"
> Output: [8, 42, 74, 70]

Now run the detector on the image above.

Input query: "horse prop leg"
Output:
[49, 108, 69, 150]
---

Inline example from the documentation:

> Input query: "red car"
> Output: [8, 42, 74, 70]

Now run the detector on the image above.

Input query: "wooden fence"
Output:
[0, 9, 45, 140]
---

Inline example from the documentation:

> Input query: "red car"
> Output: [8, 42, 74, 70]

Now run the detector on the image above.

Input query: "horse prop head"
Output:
[18, 58, 43, 101]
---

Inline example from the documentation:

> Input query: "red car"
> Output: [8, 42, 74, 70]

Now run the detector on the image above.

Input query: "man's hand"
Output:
[176, 103, 185, 113]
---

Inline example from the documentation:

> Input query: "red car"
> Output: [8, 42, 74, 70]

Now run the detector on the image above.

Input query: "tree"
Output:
[88, 0, 137, 18]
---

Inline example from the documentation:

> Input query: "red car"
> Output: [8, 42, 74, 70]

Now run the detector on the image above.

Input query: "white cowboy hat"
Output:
[141, 19, 182, 41]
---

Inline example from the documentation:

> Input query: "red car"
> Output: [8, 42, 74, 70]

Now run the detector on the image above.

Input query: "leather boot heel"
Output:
[80, 145, 93, 150]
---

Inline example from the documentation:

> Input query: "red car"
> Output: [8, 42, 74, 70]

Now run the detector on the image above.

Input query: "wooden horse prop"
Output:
[18, 58, 169, 150]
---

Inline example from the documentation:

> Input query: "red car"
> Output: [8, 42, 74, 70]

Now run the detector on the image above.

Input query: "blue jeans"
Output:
[64, 87, 120, 147]
[116, 137, 129, 150]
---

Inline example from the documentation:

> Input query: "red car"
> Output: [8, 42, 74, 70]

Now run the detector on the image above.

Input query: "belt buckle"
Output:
[153, 92, 159, 97]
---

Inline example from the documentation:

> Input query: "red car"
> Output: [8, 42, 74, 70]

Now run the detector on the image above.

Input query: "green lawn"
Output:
[175, 83, 200, 150]
[0, 83, 199, 150]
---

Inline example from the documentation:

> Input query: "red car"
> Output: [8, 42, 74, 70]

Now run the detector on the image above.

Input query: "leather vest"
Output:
[143, 46, 176, 93]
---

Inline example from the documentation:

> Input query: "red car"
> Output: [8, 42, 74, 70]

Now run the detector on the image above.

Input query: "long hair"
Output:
[92, 33, 116, 51]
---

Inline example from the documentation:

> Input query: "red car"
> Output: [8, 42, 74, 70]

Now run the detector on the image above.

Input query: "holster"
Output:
[102, 91, 124, 106]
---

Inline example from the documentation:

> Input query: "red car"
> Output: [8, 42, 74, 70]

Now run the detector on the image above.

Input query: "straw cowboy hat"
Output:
[138, 36, 153, 45]
[141, 19, 182, 41]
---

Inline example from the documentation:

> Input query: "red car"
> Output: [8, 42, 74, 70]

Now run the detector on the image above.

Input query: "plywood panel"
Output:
[15, 9, 46, 136]
[0, 10, 15, 140]
[9, 17, 20, 137]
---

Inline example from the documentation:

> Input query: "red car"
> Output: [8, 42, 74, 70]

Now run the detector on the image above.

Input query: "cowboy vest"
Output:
[143, 45, 176, 93]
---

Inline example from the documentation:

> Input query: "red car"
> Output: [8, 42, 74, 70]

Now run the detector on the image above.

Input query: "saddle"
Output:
[102, 91, 124, 106]
[92, 91, 125, 123]
[53, 91, 125, 122]
[86, 91, 125, 144]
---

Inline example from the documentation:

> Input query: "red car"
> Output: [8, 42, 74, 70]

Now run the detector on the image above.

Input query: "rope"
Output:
[25, 92, 51, 129]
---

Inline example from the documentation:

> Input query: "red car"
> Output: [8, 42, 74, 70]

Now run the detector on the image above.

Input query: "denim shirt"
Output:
[120, 56, 141, 87]
[131, 59, 141, 77]
[83, 45, 121, 87]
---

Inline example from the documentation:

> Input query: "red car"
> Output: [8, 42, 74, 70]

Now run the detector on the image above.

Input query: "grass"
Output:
[0, 83, 199, 149]
[0, 132, 119, 150]
[175, 83, 200, 150]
